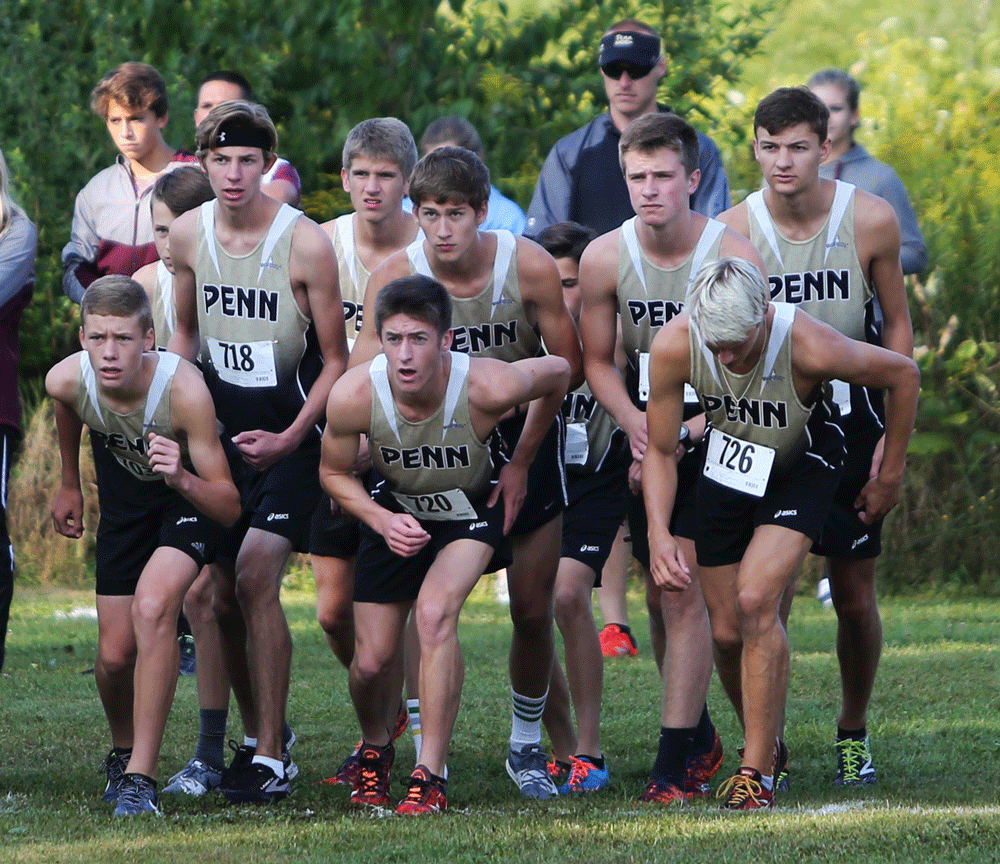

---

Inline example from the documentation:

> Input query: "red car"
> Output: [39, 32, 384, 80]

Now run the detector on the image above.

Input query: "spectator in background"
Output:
[193, 71, 302, 207]
[808, 69, 927, 275]
[0, 147, 36, 672]
[415, 117, 526, 234]
[526, 19, 730, 236]
[62, 62, 197, 303]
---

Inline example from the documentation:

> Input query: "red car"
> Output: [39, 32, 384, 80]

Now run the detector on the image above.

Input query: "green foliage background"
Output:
[2, 0, 998, 587]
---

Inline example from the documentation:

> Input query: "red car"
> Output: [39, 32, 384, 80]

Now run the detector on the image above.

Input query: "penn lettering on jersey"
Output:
[700, 393, 789, 429]
[342, 301, 363, 332]
[562, 391, 599, 423]
[203, 283, 280, 321]
[768, 270, 850, 303]
[626, 298, 685, 328]
[449, 320, 518, 354]
[379, 444, 472, 470]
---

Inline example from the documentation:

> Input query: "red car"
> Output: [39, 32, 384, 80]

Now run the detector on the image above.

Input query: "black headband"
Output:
[212, 119, 272, 151]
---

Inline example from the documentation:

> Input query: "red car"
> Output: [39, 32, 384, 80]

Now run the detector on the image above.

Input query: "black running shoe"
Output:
[219, 761, 290, 804]
[99, 749, 131, 802]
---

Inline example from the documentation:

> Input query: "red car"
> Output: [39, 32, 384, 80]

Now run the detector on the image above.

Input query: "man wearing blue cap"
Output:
[526, 19, 730, 236]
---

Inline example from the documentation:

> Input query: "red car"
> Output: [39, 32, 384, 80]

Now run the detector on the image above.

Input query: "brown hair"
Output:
[81, 275, 153, 333]
[91, 62, 169, 119]
[619, 112, 699, 177]
[408, 146, 490, 211]
[151, 166, 215, 217]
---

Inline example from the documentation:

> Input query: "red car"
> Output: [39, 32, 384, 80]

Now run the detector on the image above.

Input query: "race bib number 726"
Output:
[703, 429, 775, 497]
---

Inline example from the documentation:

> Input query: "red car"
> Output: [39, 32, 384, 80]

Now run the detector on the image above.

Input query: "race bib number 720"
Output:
[392, 488, 477, 521]
[208, 338, 278, 388]
[703, 429, 775, 497]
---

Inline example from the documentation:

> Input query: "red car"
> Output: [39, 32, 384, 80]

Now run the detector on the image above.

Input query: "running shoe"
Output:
[99, 749, 130, 802]
[113, 773, 160, 816]
[162, 757, 223, 796]
[350, 742, 395, 808]
[558, 755, 610, 793]
[834, 735, 876, 786]
[395, 765, 447, 815]
[547, 757, 570, 787]
[638, 776, 687, 805]
[685, 728, 724, 797]
[283, 729, 299, 782]
[506, 743, 558, 799]
[219, 760, 290, 804]
[178, 634, 196, 676]
[717, 767, 773, 810]
[774, 738, 790, 793]
[321, 705, 406, 786]
[599, 623, 638, 657]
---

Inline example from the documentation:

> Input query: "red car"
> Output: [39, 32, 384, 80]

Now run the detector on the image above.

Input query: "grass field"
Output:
[2, 578, 998, 863]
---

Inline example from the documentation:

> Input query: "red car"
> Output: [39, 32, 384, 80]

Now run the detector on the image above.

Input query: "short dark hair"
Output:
[408, 146, 490, 211]
[151, 166, 215, 216]
[807, 68, 861, 113]
[754, 87, 829, 143]
[91, 62, 169, 119]
[199, 70, 254, 102]
[530, 222, 597, 265]
[420, 117, 483, 158]
[375, 275, 453, 337]
[81, 275, 153, 333]
[619, 112, 700, 177]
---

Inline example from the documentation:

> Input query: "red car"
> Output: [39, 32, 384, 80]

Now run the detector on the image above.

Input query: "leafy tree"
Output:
[1, 0, 774, 377]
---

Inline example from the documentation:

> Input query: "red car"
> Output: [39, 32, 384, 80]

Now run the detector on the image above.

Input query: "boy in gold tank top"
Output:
[46, 275, 238, 816]
[322, 275, 570, 813]
[643, 257, 918, 809]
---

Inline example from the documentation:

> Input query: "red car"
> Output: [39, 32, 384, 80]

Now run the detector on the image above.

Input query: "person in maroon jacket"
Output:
[62, 62, 197, 303]
[0, 146, 37, 671]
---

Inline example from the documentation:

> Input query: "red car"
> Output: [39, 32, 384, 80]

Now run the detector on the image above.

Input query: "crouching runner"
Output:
[320, 274, 570, 814]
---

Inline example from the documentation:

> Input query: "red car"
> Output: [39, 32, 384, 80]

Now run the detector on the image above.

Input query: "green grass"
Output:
[2, 577, 999, 863]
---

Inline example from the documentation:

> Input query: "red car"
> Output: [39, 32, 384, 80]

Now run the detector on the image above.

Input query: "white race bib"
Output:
[208, 338, 277, 388]
[639, 351, 699, 405]
[830, 379, 851, 416]
[703, 428, 775, 497]
[392, 488, 477, 521]
[565, 422, 589, 466]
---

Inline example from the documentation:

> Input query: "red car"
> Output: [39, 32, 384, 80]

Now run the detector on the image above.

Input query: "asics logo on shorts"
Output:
[266, 512, 290, 522]
[774, 509, 798, 518]
[851, 534, 869, 550]
[580, 545, 600, 553]
[191, 542, 205, 555]
[176, 516, 198, 525]
[469, 521, 488, 530]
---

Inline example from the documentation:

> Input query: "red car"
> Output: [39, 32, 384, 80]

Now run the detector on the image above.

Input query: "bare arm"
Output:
[795, 313, 920, 523]
[642, 319, 694, 589]
[45, 357, 86, 538]
[320, 366, 430, 557]
[474, 355, 572, 533]
[348, 252, 414, 369]
[231, 219, 348, 470]
[579, 231, 647, 461]
[165, 208, 200, 362]
[156, 361, 240, 527]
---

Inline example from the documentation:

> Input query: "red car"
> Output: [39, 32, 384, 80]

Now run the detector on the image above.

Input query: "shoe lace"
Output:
[836, 738, 865, 779]
[116, 776, 145, 809]
[100, 751, 127, 783]
[401, 774, 433, 804]
[357, 752, 386, 796]
[716, 773, 764, 808]
[567, 756, 593, 787]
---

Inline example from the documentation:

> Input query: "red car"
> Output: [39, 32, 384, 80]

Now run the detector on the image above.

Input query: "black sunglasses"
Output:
[600, 61, 655, 80]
